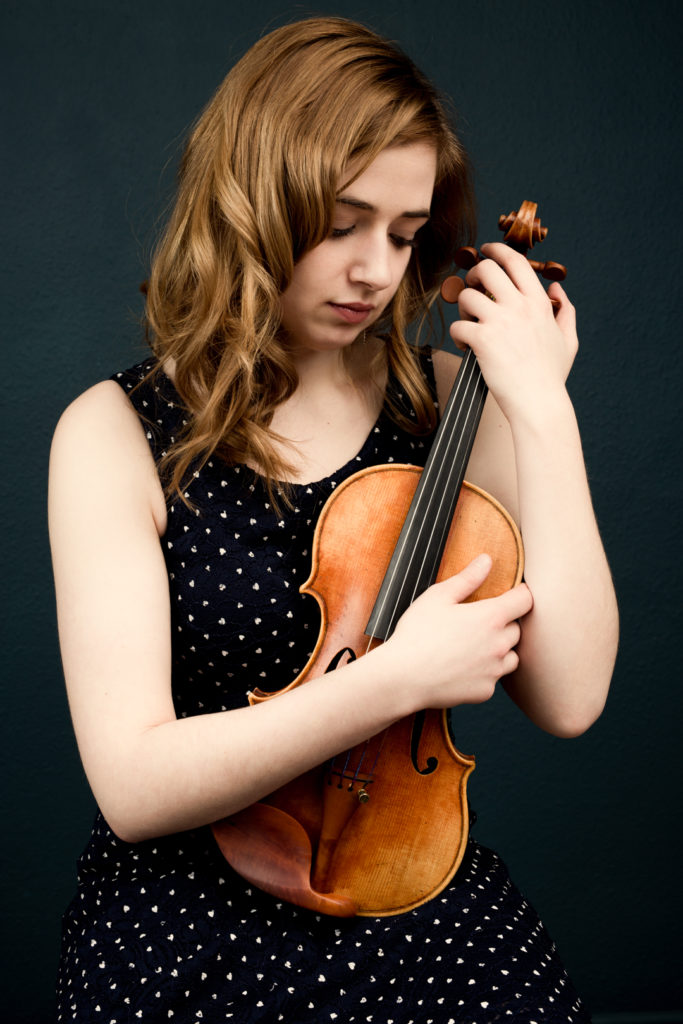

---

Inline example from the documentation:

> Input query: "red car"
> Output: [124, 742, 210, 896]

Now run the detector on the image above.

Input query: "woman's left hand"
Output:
[449, 241, 578, 426]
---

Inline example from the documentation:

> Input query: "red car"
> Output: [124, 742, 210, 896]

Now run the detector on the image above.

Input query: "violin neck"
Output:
[365, 348, 488, 641]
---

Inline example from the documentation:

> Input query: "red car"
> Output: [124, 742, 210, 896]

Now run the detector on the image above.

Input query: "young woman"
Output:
[49, 17, 617, 1023]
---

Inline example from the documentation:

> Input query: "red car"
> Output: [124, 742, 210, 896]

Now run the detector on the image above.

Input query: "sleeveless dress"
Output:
[55, 351, 590, 1024]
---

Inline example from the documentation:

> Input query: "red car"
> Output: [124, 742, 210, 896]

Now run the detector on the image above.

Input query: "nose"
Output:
[348, 232, 394, 292]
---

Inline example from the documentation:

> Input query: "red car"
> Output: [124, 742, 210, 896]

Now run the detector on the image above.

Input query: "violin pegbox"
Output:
[440, 199, 567, 304]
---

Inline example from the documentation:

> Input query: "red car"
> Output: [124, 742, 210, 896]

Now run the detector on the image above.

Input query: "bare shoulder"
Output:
[49, 379, 166, 536]
[430, 347, 462, 411]
[53, 379, 145, 452]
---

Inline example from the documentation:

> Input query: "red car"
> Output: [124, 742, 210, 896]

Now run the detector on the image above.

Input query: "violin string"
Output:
[349, 744, 370, 787]
[406, 356, 486, 602]
[403, 382, 488, 612]
[329, 726, 378, 792]
[364, 736, 386, 783]
[361, 351, 476, 643]
[348, 353, 485, 781]
[388, 379, 484, 627]
[337, 747, 354, 787]
[370, 351, 487, 640]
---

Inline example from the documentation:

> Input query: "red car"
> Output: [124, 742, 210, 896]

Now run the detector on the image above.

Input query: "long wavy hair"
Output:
[144, 16, 475, 504]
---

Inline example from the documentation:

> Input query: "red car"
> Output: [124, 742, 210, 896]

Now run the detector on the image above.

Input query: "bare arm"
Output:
[49, 380, 532, 842]
[436, 242, 618, 737]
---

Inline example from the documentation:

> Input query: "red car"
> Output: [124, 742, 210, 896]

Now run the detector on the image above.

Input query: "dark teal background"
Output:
[2, 1, 682, 1020]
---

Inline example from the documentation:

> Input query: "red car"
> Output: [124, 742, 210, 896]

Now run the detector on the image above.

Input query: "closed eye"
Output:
[390, 234, 418, 250]
[331, 226, 355, 238]
[331, 225, 418, 249]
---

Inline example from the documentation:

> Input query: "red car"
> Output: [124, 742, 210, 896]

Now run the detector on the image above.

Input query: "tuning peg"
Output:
[440, 275, 465, 304]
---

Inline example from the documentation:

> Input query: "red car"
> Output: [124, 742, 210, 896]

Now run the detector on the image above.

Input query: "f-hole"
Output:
[410, 710, 438, 775]
[325, 647, 357, 674]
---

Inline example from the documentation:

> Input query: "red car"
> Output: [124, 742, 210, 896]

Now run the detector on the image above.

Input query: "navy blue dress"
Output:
[55, 352, 590, 1023]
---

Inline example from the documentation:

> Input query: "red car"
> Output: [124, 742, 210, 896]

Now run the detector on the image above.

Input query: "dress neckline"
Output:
[154, 361, 389, 493]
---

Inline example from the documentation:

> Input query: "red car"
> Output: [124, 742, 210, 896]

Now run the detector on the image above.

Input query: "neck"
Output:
[287, 335, 385, 395]
[289, 346, 351, 391]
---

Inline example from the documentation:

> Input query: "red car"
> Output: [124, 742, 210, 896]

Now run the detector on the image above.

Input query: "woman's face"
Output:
[279, 142, 437, 355]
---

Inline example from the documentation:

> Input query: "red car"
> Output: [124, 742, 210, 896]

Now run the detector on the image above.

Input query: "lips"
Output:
[328, 302, 375, 324]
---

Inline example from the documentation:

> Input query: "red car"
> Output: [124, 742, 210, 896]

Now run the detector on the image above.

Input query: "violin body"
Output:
[212, 199, 561, 917]
[213, 463, 523, 916]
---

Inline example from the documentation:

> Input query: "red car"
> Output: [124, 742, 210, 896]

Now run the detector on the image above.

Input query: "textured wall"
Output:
[2, 0, 681, 1019]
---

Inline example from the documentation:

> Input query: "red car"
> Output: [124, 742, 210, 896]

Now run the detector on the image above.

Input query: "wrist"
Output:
[507, 386, 576, 443]
[359, 640, 418, 720]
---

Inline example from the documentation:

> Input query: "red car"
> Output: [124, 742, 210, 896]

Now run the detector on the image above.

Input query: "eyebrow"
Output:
[336, 196, 431, 219]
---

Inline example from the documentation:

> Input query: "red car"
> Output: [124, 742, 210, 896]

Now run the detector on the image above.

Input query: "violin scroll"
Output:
[441, 199, 567, 304]
[498, 199, 548, 251]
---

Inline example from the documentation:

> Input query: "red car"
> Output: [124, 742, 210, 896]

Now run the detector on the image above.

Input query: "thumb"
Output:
[548, 281, 575, 328]
[443, 554, 492, 604]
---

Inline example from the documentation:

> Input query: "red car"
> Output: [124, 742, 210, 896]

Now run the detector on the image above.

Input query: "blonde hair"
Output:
[144, 16, 475, 503]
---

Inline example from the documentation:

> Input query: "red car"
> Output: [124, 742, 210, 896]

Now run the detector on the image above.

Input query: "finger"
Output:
[548, 281, 576, 329]
[442, 554, 492, 604]
[449, 318, 480, 352]
[479, 242, 545, 297]
[497, 582, 534, 622]
[502, 620, 522, 650]
[464, 258, 518, 303]
[499, 649, 520, 677]
[457, 287, 497, 323]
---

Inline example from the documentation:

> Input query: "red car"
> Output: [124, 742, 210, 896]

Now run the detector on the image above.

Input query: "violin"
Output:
[212, 201, 566, 917]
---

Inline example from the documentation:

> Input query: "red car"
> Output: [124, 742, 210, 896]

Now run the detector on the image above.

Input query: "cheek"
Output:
[279, 281, 302, 329]
[390, 252, 413, 294]
[289, 251, 338, 302]
[280, 260, 318, 316]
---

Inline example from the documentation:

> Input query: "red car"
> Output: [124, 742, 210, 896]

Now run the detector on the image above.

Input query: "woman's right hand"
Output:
[384, 554, 533, 712]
